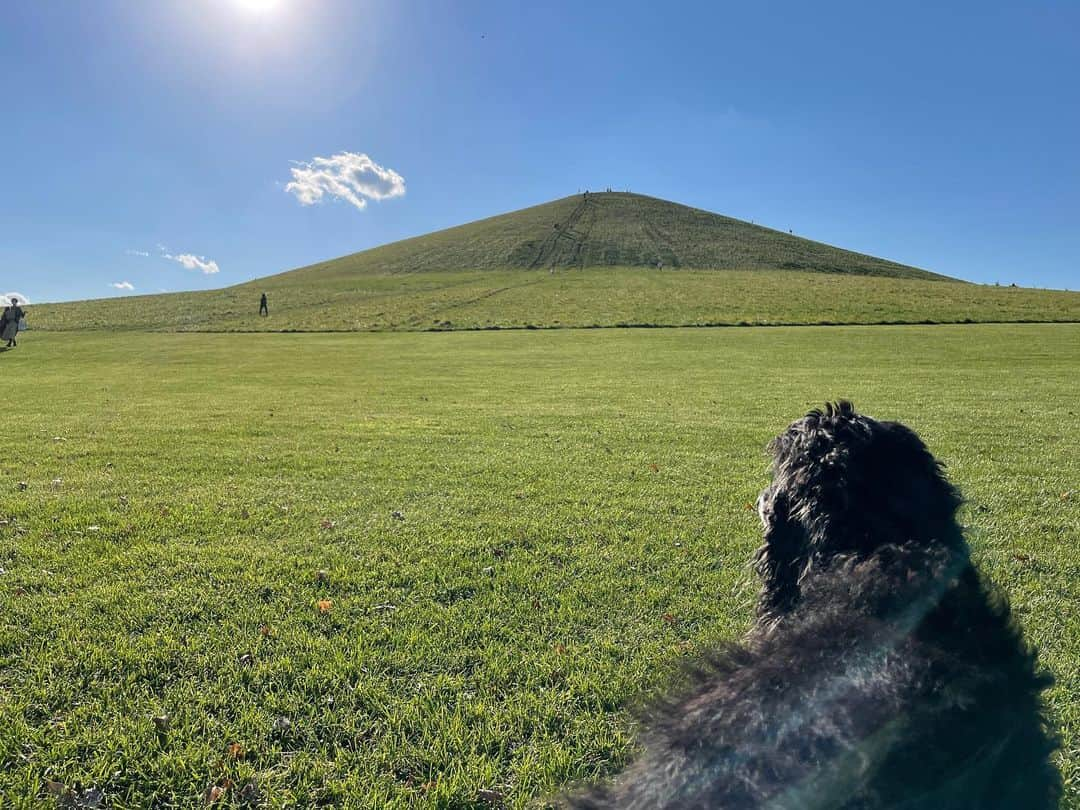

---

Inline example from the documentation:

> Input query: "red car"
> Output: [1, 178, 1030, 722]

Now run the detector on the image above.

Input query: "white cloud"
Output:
[125, 249, 150, 257]
[163, 252, 220, 275]
[147, 244, 220, 275]
[285, 151, 405, 211]
[111, 281, 135, 291]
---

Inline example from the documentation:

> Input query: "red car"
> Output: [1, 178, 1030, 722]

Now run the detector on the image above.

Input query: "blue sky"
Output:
[2, 0, 1077, 302]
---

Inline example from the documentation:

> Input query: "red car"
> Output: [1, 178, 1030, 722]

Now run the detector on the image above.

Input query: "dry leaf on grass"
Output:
[204, 784, 226, 804]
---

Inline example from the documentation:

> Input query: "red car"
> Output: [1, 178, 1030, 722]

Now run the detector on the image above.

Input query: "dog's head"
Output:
[754, 401, 963, 622]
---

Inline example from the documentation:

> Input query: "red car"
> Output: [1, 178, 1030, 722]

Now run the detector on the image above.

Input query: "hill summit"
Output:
[271, 192, 952, 283]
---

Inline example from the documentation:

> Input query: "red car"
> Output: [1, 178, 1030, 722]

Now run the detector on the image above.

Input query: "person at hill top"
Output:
[2, 299, 25, 348]
[259, 292, 268, 316]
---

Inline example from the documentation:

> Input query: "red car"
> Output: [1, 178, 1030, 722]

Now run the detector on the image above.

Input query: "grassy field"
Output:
[29, 267, 1080, 333]
[1, 325, 1078, 807]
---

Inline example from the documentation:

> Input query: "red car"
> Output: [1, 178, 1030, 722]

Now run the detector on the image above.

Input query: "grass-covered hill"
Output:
[268, 192, 951, 280]
[31, 192, 1080, 331]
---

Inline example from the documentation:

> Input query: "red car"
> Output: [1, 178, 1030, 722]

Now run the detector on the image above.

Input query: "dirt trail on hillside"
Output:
[528, 196, 597, 269]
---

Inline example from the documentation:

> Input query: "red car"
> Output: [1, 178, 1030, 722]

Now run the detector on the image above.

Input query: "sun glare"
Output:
[234, 0, 281, 14]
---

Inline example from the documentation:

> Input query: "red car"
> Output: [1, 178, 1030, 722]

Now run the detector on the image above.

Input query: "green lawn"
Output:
[1, 325, 1078, 808]
[29, 267, 1080, 333]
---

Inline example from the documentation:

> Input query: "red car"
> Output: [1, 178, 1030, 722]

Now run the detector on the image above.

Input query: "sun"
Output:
[233, 0, 282, 14]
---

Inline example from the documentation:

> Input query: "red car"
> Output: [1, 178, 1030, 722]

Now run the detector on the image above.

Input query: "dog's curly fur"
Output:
[564, 402, 1059, 809]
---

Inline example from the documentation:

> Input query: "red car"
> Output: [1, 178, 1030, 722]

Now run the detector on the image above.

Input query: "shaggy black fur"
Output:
[563, 402, 1059, 809]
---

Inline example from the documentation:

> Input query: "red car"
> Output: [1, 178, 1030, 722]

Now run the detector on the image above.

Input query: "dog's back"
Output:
[567, 545, 1058, 808]
[563, 404, 1059, 809]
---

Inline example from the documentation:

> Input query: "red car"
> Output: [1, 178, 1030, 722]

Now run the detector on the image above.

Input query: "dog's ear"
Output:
[753, 487, 808, 621]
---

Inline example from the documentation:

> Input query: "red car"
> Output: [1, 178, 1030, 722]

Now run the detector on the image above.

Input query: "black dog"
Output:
[565, 402, 1059, 809]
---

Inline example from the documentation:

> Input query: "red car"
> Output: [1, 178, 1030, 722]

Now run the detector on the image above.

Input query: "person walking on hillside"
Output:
[259, 292, 269, 317]
[2, 300, 25, 348]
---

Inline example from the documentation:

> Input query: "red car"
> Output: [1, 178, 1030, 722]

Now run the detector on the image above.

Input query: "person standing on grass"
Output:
[2, 300, 24, 347]
[259, 292, 269, 317]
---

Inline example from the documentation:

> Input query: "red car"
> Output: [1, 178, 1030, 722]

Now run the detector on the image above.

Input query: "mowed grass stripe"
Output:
[1, 325, 1077, 807]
